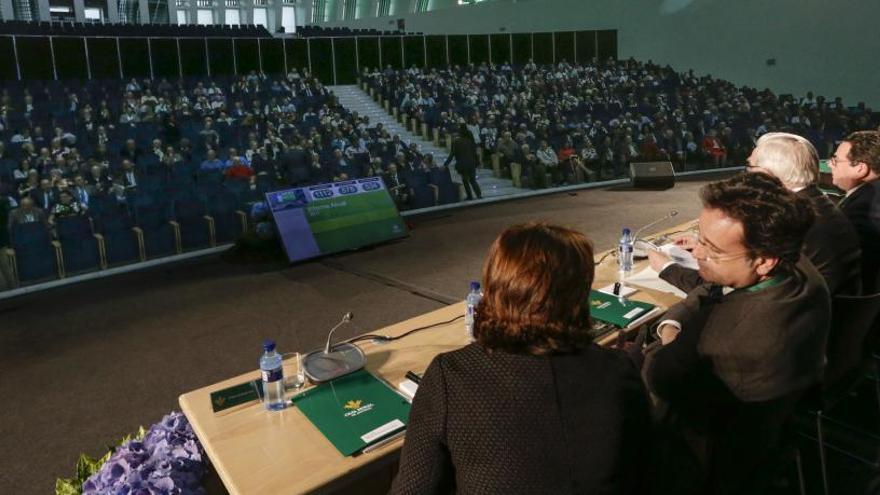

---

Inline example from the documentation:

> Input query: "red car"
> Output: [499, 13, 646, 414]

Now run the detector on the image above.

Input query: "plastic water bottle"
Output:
[260, 340, 286, 411]
[618, 228, 634, 276]
[465, 281, 482, 341]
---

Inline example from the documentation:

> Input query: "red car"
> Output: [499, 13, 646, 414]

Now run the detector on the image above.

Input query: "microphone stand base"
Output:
[302, 343, 366, 383]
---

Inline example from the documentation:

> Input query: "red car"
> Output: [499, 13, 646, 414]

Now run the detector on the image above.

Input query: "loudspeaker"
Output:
[630, 161, 675, 189]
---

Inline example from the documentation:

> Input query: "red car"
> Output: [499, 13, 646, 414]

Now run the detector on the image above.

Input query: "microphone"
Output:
[631, 210, 678, 258]
[632, 210, 678, 241]
[303, 312, 366, 383]
[324, 312, 354, 354]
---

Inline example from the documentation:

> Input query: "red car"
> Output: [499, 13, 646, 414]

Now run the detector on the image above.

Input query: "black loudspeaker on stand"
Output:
[630, 162, 675, 189]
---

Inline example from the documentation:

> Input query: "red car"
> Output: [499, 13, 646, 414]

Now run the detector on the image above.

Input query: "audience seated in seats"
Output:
[829, 130, 880, 294]
[391, 222, 651, 494]
[639, 173, 829, 494]
[364, 59, 878, 179]
[0, 60, 876, 285]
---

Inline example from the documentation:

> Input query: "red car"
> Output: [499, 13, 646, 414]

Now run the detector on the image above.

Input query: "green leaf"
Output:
[58, 423, 147, 495]
[54, 477, 81, 495]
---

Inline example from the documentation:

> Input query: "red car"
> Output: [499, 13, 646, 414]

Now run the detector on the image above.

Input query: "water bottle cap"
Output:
[262, 339, 276, 352]
[470, 281, 481, 291]
[622, 228, 631, 234]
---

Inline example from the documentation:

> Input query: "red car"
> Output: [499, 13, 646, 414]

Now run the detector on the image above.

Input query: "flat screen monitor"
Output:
[266, 178, 408, 263]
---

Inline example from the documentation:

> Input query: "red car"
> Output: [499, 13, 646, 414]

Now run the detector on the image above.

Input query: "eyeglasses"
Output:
[829, 156, 853, 167]
[693, 233, 751, 264]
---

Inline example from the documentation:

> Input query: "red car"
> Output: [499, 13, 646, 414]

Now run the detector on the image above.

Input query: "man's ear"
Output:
[854, 161, 874, 181]
[753, 256, 780, 277]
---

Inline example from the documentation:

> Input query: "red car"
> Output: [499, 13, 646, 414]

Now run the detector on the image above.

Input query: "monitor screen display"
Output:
[266, 178, 408, 262]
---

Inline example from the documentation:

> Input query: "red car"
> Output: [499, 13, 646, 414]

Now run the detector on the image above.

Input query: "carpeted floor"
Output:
[2, 174, 877, 494]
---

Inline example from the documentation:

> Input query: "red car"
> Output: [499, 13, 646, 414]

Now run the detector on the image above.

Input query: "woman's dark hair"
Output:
[700, 173, 814, 275]
[474, 222, 595, 355]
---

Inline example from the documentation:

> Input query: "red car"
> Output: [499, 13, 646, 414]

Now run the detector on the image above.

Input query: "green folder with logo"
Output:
[291, 369, 411, 456]
[589, 290, 657, 328]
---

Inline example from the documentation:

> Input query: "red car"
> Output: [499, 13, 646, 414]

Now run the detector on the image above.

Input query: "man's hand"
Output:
[647, 248, 671, 272]
[672, 234, 698, 251]
[657, 324, 681, 345]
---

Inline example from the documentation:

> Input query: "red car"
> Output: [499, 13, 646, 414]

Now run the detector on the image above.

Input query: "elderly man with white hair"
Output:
[650, 131, 862, 296]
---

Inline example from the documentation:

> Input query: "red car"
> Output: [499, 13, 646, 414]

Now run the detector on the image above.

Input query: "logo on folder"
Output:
[343, 399, 375, 418]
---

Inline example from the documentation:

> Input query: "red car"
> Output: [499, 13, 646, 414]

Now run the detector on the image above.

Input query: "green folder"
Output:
[589, 290, 656, 328]
[291, 370, 411, 456]
[819, 159, 832, 174]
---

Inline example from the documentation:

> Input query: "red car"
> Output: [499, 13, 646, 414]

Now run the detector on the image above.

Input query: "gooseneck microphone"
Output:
[324, 312, 354, 354]
[303, 312, 366, 383]
[632, 210, 678, 241]
[631, 210, 679, 258]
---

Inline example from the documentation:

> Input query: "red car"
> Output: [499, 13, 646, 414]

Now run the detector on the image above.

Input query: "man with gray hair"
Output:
[649, 132, 862, 296]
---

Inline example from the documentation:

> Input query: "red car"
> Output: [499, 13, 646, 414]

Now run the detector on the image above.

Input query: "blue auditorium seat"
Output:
[206, 191, 247, 244]
[55, 215, 103, 274]
[94, 208, 142, 266]
[134, 204, 177, 258]
[171, 197, 213, 250]
[7, 222, 60, 285]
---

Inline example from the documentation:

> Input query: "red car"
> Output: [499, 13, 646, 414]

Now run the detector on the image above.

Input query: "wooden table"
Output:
[179, 221, 696, 494]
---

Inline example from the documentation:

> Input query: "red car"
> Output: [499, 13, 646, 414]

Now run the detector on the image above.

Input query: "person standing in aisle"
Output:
[444, 124, 483, 200]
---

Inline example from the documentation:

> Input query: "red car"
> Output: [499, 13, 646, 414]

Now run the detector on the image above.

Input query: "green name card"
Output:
[210, 379, 264, 413]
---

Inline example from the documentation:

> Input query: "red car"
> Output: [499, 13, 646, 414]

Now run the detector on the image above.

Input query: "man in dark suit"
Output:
[119, 160, 139, 191]
[642, 173, 829, 494]
[7, 197, 49, 241]
[830, 130, 880, 293]
[383, 163, 410, 209]
[443, 124, 482, 200]
[31, 178, 56, 211]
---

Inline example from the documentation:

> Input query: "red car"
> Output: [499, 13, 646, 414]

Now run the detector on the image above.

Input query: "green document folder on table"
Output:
[291, 369, 411, 456]
[590, 290, 657, 328]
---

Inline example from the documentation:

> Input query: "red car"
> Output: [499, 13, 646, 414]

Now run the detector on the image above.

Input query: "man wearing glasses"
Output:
[640, 173, 830, 494]
[829, 130, 880, 293]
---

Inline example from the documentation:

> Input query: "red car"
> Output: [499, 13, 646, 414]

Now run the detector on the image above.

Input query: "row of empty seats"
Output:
[297, 25, 420, 38]
[0, 20, 271, 38]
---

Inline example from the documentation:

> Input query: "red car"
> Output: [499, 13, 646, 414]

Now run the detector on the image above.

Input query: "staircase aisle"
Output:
[330, 85, 520, 200]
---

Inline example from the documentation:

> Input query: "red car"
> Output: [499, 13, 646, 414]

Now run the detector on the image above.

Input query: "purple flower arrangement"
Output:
[73, 412, 208, 494]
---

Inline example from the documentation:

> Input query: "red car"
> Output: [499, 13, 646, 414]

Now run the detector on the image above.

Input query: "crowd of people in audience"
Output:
[365, 58, 878, 187]
[0, 58, 878, 285]
[0, 68, 459, 255]
[392, 130, 880, 494]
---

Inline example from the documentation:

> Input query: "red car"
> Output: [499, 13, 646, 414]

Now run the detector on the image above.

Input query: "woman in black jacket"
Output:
[391, 222, 651, 495]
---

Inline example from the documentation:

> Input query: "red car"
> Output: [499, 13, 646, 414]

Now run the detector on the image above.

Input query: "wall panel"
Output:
[119, 38, 151, 79]
[356, 37, 380, 73]
[180, 38, 208, 77]
[511, 33, 532, 65]
[333, 38, 357, 84]
[54, 37, 88, 80]
[425, 35, 446, 68]
[150, 38, 180, 79]
[17, 37, 53, 80]
[379, 36, 402, 69]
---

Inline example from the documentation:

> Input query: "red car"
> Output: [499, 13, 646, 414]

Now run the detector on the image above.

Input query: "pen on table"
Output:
[405, 371, 422, 384]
